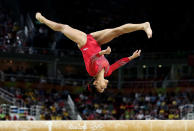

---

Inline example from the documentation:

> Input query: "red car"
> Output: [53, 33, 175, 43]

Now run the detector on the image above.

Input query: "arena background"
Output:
[0, 0, 194, 121]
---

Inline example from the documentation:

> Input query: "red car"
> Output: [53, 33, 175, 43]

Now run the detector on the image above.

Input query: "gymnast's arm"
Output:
[106, 50, 141, 76]
[92, 46, 112, 58]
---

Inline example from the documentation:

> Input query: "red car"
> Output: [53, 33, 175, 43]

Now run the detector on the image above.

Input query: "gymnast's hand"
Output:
[99, 46, 111, 55]
[129, 50, 141, 60]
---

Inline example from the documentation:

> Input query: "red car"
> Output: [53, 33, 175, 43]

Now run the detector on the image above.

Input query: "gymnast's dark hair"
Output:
[85, 77, 98, 94]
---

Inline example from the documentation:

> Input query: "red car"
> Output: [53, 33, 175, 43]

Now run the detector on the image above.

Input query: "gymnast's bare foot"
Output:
[144, 22, 152, 38]
[35, 12, 44, 23]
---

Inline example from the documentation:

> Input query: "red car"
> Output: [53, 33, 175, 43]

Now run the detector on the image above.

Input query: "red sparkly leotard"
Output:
[80, 34, 130, 77]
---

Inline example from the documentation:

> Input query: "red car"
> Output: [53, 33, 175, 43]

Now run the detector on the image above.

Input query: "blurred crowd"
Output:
[0, 78, 194, 120]
[0, 7, 56, 56]
[0, 7, 83, 58]
[0, 8, 26, 53]
[0, 85, 70, 120]
[74, 90, 193, 120]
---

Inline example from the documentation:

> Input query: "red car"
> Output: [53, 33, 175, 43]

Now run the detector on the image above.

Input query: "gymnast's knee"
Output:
[55, 24, 69, 32]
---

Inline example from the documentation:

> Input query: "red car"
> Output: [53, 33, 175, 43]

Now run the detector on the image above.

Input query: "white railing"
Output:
[1, 104, 38, 120]
[179, 104, 194, 120]
[30, 105, 41, 120]
[0, 87, 15, 104]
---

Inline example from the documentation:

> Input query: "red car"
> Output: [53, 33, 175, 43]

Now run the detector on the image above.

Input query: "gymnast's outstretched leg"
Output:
[91, 22, 152, 45]
[35, 12, 87, 48]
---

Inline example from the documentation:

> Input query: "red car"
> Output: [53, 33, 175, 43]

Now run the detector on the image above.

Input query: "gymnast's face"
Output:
[93, 79, 109, 93]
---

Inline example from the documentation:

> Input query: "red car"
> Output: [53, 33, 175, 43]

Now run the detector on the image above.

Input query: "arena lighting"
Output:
[0, 120, 194, 130]
[142, 65, 147, 68]
[158, 64, 162, 68]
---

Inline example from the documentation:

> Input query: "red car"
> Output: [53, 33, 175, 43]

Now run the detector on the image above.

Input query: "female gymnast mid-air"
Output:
[35, 12, 152, 93]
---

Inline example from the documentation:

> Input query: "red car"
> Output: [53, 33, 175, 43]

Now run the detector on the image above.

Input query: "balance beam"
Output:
[0, 120, 194, 131]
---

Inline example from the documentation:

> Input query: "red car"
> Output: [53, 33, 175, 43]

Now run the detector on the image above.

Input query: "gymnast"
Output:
[35, 12, 152, 93]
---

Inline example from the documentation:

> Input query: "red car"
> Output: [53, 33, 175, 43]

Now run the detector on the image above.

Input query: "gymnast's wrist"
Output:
[128, 56, 134, 60]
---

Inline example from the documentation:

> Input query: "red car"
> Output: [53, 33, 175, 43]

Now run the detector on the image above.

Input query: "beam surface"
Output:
[0, 120, 194, 131]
